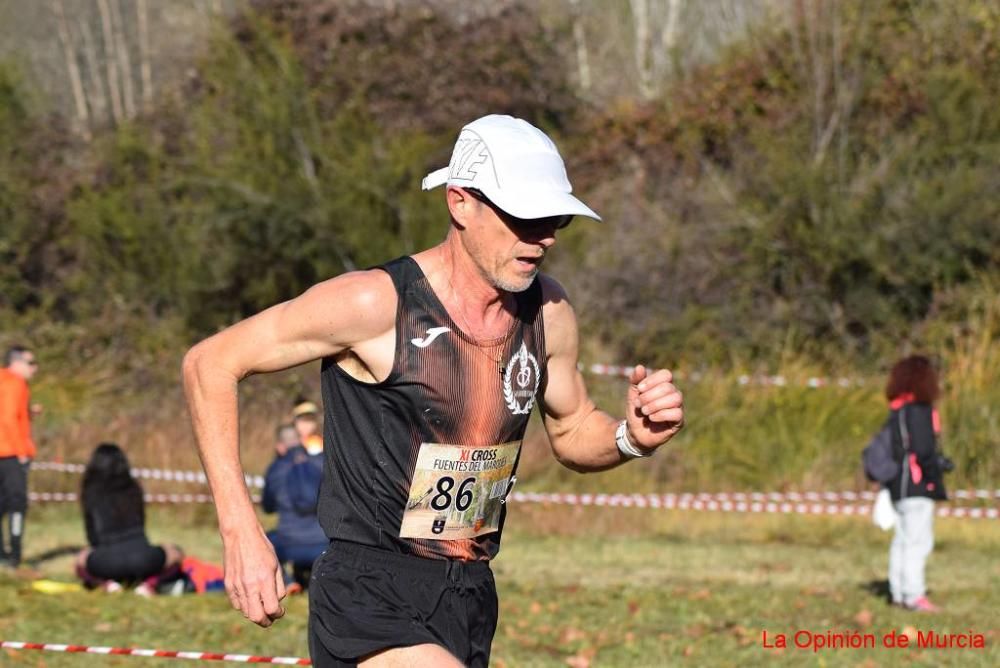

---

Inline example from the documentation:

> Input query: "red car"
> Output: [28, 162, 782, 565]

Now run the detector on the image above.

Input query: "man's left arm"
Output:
[537, 277, 684, 471]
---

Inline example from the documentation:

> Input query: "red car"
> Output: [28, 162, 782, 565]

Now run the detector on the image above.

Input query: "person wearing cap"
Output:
[291, 399, 323, 455]
[0, 345, 39, 569]
[183, 114, 684, 667]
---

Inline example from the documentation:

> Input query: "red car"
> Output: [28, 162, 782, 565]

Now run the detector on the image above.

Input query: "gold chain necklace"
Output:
[446, 274, 509, 378]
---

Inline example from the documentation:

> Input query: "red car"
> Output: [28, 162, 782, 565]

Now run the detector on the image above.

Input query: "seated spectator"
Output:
[262, 424, 326, 592]
[74, 443, 183, 596]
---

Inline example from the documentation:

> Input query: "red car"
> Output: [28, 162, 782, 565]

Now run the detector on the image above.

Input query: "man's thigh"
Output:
[360, 644, 463, 667]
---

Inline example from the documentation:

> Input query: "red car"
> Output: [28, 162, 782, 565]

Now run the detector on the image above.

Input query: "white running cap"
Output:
[421, 114, 601, 221]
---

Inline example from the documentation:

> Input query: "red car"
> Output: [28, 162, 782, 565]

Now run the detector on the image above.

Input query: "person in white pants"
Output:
[882, 355, 948, 612]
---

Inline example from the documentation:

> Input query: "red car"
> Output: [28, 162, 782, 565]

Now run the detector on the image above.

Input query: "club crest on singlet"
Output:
[504, 342, 541, 415]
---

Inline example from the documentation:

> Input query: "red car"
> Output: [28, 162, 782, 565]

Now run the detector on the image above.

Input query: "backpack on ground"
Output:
[287, 453, 323, 515]
[862, 420, 899, 483]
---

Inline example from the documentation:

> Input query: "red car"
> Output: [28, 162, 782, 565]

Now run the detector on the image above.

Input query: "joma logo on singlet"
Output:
[411, 327, 451, 348]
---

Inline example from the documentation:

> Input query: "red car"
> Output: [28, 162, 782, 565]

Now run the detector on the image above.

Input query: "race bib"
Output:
[399, 441, 519, 540]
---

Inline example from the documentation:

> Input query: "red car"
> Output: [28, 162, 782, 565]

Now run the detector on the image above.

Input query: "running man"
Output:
[183, 115, 684, 667]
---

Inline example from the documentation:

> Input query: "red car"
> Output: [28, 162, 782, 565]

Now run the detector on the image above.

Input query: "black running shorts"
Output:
[308, 541, 499, 667]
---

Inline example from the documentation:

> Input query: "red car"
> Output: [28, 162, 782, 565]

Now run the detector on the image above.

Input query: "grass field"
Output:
[1, 502, 997, 667]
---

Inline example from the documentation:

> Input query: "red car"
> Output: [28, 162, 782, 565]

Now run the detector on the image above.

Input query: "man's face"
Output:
[451, 188, 569, 293]
[275, 426, 299, 455]
[9, 351, 38, 381]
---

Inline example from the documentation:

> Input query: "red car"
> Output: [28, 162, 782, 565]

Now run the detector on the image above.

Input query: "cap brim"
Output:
[482, 187, 602, 222]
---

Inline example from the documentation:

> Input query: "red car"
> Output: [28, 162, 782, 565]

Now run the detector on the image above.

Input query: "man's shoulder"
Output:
[537, 273, 574, 317]
[0, 368, 26, 392]
[301, 268, 398, 338]
[311, 268, 396, 309]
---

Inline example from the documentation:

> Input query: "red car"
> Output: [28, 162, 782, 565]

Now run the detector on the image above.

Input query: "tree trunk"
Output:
[110, 0, 136, 119]
[653, 0, 681, 83]
[568, 0, 592, 93]
[78, 16, 109, 128]
[137, 0, 153, 112]
[630, 0, 654, 101]
[96, 0, 124, 124]
[51, 0, 90, 138]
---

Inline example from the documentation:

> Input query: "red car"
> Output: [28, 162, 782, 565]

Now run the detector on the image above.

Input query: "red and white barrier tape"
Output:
[28, 489, 996, 519]
[31, 461, 1000, 501]
[581, 364, 868, 388]
[506, 491, 999, 519]
[32, 461, 264, 489]
[0, 641, 308, 665]
[29, 492, 261, 505]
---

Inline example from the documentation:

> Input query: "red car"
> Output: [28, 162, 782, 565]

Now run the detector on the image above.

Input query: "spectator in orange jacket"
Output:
[1, 345, 39, 568]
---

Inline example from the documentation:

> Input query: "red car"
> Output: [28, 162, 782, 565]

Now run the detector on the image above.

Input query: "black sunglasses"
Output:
[464, 188, 574, 231]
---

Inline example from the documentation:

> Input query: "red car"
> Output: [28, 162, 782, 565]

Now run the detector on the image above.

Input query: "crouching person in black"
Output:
[74, 442, 184, 595]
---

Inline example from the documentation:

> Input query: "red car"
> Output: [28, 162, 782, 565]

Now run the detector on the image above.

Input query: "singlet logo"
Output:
[411, 326, 451, 348]
[503, 342, 541, 415]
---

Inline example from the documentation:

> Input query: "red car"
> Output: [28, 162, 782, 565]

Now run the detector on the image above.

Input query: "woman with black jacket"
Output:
[74, 443, 183, 594]
[884, 356, 947, 612]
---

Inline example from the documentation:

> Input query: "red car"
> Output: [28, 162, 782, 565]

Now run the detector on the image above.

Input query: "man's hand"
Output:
[222, 526, 287, 627]
[626, 365, 684, 452]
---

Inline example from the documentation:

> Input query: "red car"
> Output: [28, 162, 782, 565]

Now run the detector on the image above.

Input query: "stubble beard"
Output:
[494, 270, 537, 293]
[489, 256, 540, 293]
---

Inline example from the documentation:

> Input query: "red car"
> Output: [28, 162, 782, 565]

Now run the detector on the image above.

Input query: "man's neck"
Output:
[415, 241, 514, 335]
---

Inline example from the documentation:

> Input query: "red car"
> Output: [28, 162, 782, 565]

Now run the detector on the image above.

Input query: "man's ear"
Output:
[445, 187, 473, 229]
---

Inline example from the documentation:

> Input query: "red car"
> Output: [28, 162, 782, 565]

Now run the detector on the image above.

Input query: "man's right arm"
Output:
[182, 269, 396, 626]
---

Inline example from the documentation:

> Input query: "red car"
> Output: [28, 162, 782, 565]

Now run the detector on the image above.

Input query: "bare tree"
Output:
[630, 0, 654, 100]
[137, 0, 153, 112]
[96, 0, 124, 124]
[568, 0, 592, 93]
[653, 0, 681, 83]
[629, 0, 685, 101]
[79, 16, 110, 127]
[109, 0, 136, 118]
[51, 0, 90, 137]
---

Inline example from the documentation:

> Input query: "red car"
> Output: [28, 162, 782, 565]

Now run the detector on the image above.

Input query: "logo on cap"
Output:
[449, 134, 493, 184]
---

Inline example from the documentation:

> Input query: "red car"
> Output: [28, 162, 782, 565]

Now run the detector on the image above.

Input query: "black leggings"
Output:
[0, 457, 29, 565]
[86, 537, 166, 582]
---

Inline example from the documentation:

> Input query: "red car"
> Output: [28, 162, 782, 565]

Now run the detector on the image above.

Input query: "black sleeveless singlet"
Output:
[317, 256, 546, 561]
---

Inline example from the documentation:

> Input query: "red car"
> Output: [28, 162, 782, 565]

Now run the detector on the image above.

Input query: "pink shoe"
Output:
[102, 580, 123, 593]
[906, 596, 940, 612]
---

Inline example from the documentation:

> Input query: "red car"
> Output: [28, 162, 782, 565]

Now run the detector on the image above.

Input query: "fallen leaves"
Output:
[853, 608, 873, 627]
[689, 588, 711, 600]
[564, 647, 596, 668]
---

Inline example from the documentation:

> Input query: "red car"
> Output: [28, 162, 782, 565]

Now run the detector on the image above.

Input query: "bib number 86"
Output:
[430, 476, 476, 512]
